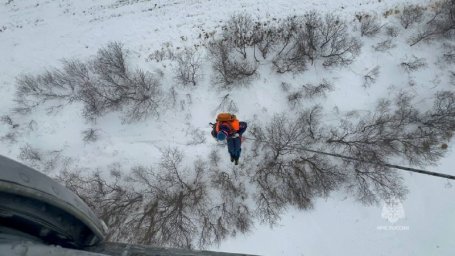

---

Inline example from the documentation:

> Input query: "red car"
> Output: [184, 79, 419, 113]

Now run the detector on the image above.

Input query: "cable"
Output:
[243, 137, 455, 181]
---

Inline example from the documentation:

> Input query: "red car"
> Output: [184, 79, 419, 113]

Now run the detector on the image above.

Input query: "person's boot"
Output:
[230, 156, 235, 162]
[234, 158, 239, 165]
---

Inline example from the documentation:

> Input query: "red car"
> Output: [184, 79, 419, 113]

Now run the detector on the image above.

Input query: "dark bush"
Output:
[302, 80, 334, 98]
[82, 128, 99, 143]
[15, 42, 163, 123]
[400, 4, 424, 29]
[363, 66, 380, 88]
[174, 48, 202, 86]
[208, 39, 258, 87]
[273, 13, 361, 72]
[223, 13, 255, 59]
[400, 56, 427, 72]
[359, 14, 382, 37]
[373, 39, 396, 52]
[410, 0, 455, 46]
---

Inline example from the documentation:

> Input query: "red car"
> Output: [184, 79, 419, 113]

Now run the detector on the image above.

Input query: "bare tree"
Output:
[359, 14, 382, 37]
[400, 55, 427, 73]
[418, 90, 455, 140]
[385, 26, 399, 38]
[273, 13, 361, 72]
[174, 48, 202, 86]
[214, 94, 239, 114]
[373, 39, 396, 52]
[318, 14, 362, 67]
[400, 4, 424, 29]
[18, 143, 42, 165]
[249, 107, 345, 224]
[410, 0, 455, 46]
[14, 62, 80, 114]
[186, 126, 207, 145]
[18, 144, 67, 174]
[84, 42, 163, 122]
[223, 13, 256, 59]
[327, 92, 447, 166]
[82, 128, 99, 143]
[56, 168, 143, 242]
[256, 23, 278, 59]
[128, 149, 212, 248]
[201, 160, 252, 247]
[1, 115, 19, 128]
[442, 43, 455, 63]
[302, 80, 334, 98]
[208, 39, 258, 87]
[287, 90, 304, 110]
[363, 66, 380, 88]
[15, 42, 163, 122]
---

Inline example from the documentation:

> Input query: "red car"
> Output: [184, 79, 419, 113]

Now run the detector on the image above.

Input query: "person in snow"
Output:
[211, 113, 247, 165]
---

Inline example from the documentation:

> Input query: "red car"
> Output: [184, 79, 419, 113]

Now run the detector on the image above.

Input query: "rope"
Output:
[243, 137, 455, 181]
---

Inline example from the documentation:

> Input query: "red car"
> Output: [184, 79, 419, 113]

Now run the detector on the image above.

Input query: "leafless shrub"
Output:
[1, 115, 19, 128]
[400, 4, 424, 29]
[273, 13, 361, 72]
[327, 91, 448, 168]
[250, 107, 344, 224]
[130, 149, 211, 248]
[287, 90, 304, 109]
[223, 13, 255, 59]
[15, 42, 163, 123]
[302, 80, 334, 98]
[208, 40, 258, 87]
[400, 55, 427, 72]
[149, 44, 176, 62]
[14, 62, 80, 114]
[27, 120, 37, 131]
[82, 128, 99, 143]
[344, 162, 407, 204]
[373, 39, 396, 52]
[280, 82, 291, 92]
[56, 167, 143, 243]
[214, 94, 239, 114]
[18, 143, 42, 164]
[418, 90, 455, 140]
[1, 131, 18, 143]
[359, 14, 382, 37]
[1, 115, 13, 126]
[84, 42, 163, 122]
[318, 14, 362, 67]
[174, 48, 202, 86]
[325, 93, 448, 203]
[272, 14, 314, 72]
[410, 0, 455, 46]
[186, 127, 206, 145]
[450, 71, 455, 85]
[442, 43, 455, 63]
[385, 26, 399, 37]
[206, 166, 252, 245]
[256, 23, 278, 59]
[363, 66, 380, 88]
[58, 147, 257, 249]
[18, 144, 67, 173]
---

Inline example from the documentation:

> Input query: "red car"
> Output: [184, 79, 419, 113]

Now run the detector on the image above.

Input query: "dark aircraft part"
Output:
[0, 155, 107, 248]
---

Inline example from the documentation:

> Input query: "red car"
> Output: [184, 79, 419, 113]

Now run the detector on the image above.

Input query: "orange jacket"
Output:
[216, 119, 240, 135]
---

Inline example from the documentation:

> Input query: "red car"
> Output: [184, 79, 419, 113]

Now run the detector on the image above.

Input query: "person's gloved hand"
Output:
[232, 133, 239, 138]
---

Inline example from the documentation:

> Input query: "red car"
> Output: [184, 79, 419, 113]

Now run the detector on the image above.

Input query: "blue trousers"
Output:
[227, 137, 241, 160]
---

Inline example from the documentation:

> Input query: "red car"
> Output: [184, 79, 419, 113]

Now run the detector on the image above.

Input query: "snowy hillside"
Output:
[1, 0, 454, 255]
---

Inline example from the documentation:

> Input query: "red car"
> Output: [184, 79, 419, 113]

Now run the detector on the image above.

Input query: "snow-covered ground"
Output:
[1, 0, 454, 255]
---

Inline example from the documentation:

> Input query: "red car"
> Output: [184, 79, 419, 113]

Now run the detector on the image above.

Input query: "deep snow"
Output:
[1, 0, 454, 255]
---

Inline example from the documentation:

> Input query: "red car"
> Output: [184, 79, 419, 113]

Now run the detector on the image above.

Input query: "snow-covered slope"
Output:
[1, 0, 454, 255]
